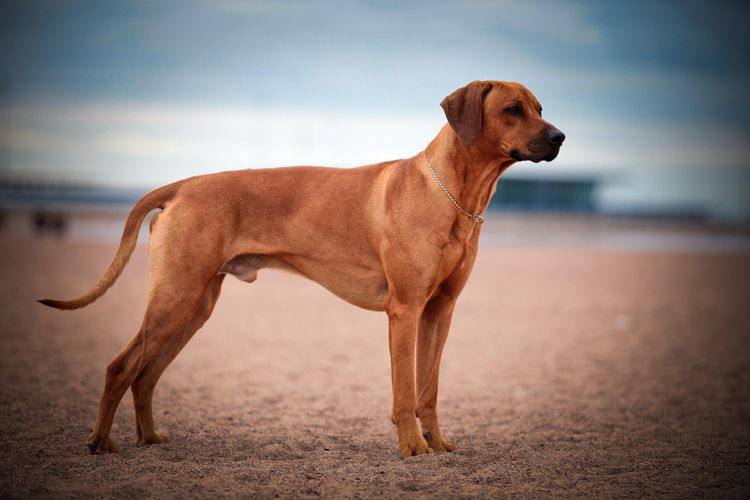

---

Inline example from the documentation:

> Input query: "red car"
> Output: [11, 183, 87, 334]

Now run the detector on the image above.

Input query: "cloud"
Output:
[95, 132, 185, 158]
[0, 100, 439, 187]
[475, 0, 602, 45]
[553, 118, 749, 170]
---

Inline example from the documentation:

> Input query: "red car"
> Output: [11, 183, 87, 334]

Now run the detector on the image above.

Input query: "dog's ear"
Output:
[440, 81, 492, 145]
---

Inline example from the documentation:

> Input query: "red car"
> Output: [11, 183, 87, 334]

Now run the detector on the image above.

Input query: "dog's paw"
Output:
[87, 435, 119, 454]
[399, 440, 434, 458]
[398, 428, 433, 458]
[423, 431, 457, 452]
[137, 431, 170, 446]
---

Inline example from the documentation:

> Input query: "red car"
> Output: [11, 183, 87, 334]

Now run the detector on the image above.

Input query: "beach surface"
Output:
[1, 215, 749, 498]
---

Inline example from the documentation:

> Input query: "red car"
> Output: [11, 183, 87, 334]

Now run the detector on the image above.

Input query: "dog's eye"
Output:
[505, 105, 522, 116]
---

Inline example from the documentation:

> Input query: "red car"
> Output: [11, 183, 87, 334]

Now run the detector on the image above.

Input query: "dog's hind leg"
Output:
[86, 210, 227, 454]
[86, 329, 145, 454]
[131, 274, 225, 446]
[86, 275, 213, 454]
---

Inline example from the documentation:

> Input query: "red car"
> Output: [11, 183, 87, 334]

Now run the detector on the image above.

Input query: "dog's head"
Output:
[441, 80, 564, 163]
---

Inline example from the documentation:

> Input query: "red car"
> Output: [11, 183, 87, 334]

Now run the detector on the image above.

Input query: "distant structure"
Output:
[0, 179, 143, 207]
[490, 177, 598, 213]
[1, 177, 601, 214]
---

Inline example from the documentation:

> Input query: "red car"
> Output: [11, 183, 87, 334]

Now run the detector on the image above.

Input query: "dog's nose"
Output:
[547, 128, 565, 145]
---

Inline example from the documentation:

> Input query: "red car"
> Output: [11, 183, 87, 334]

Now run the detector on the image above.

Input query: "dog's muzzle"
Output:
[511, 127, 565, 163]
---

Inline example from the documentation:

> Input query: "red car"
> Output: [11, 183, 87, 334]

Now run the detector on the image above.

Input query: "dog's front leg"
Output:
[416, 293, 458, 452]
[387, 302, 433, 457]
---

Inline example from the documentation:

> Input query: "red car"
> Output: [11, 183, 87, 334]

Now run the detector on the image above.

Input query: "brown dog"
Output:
[40, 80, 564, 457]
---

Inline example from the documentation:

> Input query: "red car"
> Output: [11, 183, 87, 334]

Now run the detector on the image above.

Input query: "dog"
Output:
[40, 80, 564, 457]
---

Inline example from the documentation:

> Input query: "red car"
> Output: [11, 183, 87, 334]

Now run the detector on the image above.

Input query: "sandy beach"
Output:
[1, 215, 748, 498]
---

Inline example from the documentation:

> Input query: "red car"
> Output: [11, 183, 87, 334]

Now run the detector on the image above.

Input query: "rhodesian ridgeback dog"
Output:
[40, 80, 565, 457]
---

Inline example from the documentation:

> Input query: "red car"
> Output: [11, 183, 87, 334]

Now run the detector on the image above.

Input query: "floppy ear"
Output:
[440, 81, 492, 145]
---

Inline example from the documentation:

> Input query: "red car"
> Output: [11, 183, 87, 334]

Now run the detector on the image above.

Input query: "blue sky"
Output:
[1, 0, 749, 218]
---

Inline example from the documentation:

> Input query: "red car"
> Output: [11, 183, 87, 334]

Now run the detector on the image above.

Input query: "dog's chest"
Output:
[434, 239, 474, 289]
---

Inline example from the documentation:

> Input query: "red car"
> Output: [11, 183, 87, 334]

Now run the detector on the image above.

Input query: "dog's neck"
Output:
[424, 125, 515, 219]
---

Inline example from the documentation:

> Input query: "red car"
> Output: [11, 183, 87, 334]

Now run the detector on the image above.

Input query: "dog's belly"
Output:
[300, 264, 389, 311]
[222, 253, 389, 311]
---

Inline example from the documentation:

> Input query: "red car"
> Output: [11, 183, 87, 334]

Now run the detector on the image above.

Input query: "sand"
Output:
[1, 226, 749, 498]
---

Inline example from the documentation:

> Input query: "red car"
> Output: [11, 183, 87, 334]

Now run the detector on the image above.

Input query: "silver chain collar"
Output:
[423, 152, 485, 224]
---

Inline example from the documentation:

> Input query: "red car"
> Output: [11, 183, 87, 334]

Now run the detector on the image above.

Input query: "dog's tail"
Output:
[38, 182, 183, 310]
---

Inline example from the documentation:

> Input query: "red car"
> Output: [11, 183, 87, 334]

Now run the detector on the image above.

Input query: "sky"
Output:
[1, 0, 749, 218]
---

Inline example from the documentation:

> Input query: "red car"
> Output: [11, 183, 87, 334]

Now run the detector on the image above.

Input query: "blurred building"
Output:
[491, 177, 598, 213]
